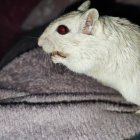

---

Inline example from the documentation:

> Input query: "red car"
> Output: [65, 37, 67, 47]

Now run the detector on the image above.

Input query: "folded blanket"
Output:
[0, 48, 139, 140]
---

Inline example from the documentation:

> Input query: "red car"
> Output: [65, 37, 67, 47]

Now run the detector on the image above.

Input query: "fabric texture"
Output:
[0, 48, 140, 140]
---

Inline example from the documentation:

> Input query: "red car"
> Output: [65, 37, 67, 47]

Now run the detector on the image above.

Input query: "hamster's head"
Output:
[38, 0, 100, 74]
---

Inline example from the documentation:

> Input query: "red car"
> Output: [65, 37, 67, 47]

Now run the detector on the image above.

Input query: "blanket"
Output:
[0, 48, 140, 140]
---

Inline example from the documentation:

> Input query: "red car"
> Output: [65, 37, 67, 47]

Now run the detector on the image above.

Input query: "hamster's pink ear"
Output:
[80, 9, 99, 35]
[78, 0, 91, 12]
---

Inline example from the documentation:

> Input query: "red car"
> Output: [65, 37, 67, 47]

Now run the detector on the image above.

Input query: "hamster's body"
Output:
[38, 1, 140, 110]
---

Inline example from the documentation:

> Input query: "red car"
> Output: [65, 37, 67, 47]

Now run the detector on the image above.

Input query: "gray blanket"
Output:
[0, 48, 140, 140]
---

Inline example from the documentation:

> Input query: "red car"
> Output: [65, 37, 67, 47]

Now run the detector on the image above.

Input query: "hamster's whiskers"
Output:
[24, 36, 39, 39]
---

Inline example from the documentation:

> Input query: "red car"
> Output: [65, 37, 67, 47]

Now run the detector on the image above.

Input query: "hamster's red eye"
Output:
[57, 25, 69, 35]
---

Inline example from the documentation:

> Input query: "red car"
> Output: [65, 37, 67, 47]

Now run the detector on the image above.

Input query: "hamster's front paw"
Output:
[51, 56, 66, 64]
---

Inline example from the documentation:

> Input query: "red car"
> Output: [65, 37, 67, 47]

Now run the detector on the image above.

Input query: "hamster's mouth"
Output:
[50, 51, 67, 58]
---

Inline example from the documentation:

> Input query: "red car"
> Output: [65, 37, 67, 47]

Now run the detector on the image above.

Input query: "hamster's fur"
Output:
[38, 1, 140, 110]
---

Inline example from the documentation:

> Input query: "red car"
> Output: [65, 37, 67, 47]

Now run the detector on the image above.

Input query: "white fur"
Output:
[38, 1, 140, 108]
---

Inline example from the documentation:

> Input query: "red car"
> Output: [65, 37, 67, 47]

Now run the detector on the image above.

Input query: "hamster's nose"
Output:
[38, 38, 43, 47]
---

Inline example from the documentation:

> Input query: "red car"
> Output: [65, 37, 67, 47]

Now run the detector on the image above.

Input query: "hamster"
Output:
[38, 0, 140, 112]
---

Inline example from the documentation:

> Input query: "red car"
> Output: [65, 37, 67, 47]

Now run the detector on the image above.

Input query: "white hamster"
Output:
[38, 0, 140, 111]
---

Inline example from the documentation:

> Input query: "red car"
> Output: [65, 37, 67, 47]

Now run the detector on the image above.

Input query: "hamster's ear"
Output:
[78, 0, 91, 12]
[80, 9, 99, 35]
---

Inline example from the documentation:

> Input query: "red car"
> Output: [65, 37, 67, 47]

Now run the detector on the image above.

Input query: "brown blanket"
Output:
[0, 48, 139, 140]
